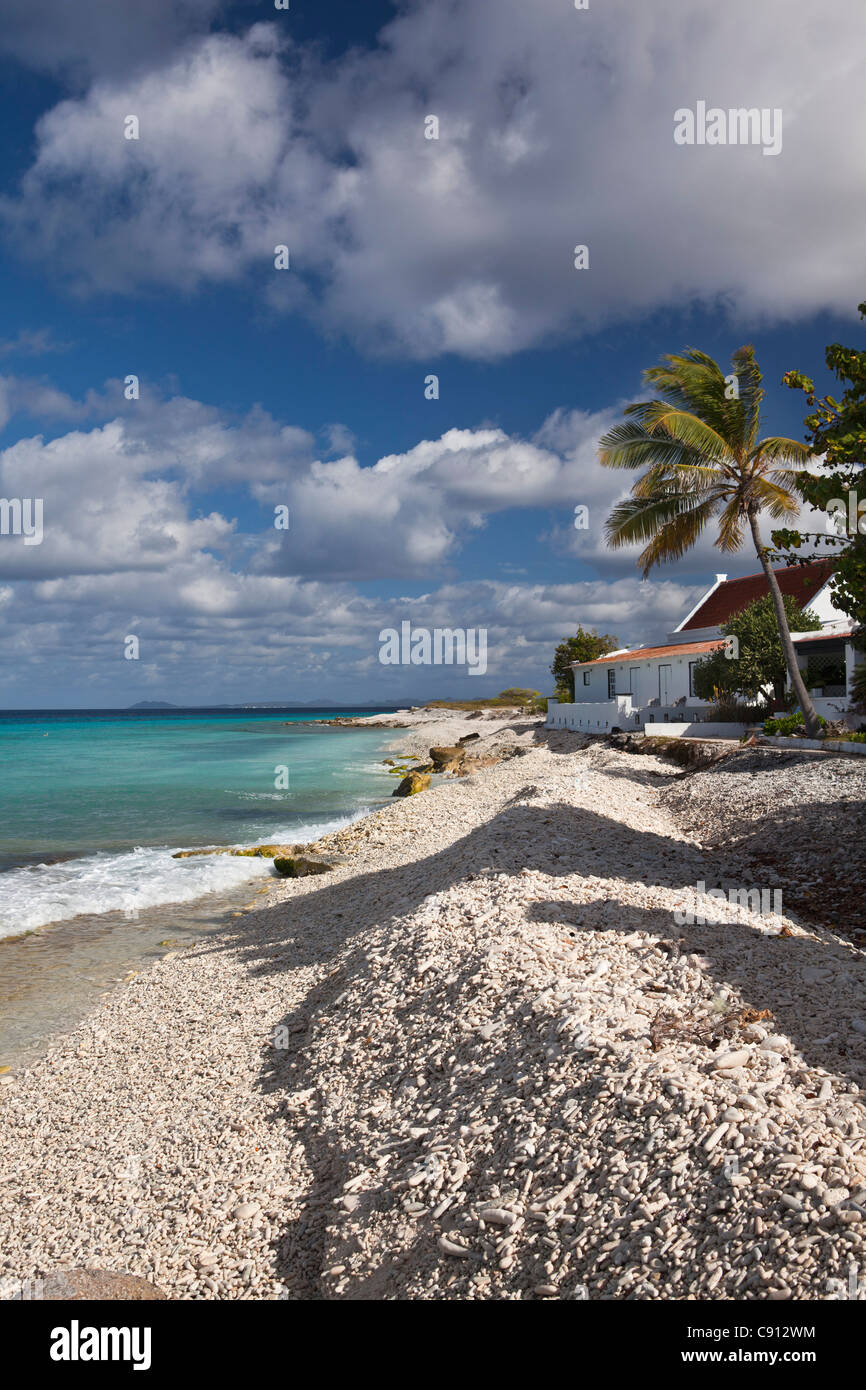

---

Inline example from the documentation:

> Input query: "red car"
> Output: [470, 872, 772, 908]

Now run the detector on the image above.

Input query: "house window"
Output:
[607, 668, 616, 698]
[582, 670, 591, 686]
[688, 662, 697, 697]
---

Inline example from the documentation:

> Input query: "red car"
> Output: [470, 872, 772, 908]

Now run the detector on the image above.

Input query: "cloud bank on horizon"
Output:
[0, 0, 862, 703]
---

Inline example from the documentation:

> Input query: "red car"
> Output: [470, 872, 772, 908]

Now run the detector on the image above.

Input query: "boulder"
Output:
[392, 770, 432, 797]
[273, 855, 336, 878]
[39, 1269, 167, 1301]
[429, 745, 465, 772]
[458, 732, 481, 744]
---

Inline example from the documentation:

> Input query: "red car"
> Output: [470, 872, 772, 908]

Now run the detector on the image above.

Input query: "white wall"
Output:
[812, 696, 857, 723]
[572, 652, 713, 708]
[809, 583, 849, 625]
[545, 703, 750, 739]
[546, 698, 639, 732]
[642, 722, 748, 739]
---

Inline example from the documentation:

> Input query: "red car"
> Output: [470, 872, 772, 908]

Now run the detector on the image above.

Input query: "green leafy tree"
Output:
[494, 687, 542, 706]
[690, 648, 739, 703]
[773, 299, 866, 653]
[692, 594, 822, 706]
[550, 626, 619, 701]
[597, 346, 822, 736]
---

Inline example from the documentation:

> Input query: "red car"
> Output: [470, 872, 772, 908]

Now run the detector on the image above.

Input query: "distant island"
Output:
[126, 701, 178, 710]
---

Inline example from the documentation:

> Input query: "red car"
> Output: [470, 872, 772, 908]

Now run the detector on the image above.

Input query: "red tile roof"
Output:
[578, 639, 724, 667]
[791, 630, 852, 645]
[680, 560, 835, 630]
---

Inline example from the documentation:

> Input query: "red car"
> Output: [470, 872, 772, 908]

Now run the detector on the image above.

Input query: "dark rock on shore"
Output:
[273, 855, 335, 878]
[392, 770, 432, 797]
[429, 745, 465, 772]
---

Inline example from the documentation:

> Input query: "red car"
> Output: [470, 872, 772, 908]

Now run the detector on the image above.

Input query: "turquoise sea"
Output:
[0, 708, 398, 938]
[0, 708, 400, 1064]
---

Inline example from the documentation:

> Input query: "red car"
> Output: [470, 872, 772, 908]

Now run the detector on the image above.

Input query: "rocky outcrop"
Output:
[392, 770, 432, 797]
[607, 732, 732, 770]
[232, 844, 288, 858]
[173, 843, 286, 859]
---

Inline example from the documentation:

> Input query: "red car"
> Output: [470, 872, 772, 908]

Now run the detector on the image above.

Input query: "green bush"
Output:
[763, 710, 828, 736]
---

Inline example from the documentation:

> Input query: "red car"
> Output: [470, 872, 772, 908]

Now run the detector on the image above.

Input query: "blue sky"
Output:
[0, 0, 864, 707]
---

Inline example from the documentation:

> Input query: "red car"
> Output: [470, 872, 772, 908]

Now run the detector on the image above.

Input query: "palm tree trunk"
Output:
[747, 507, 822, 738]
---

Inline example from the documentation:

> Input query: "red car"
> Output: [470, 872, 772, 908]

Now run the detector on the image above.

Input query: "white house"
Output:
[546, 559, 861, 734]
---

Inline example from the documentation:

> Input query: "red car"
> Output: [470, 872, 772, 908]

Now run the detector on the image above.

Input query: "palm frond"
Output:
[627, 402, 731, 461]
[597, 420, 713, 472]
[747, 476, 801, 519]
[729, 345, 765, 451]
[752, 436, 813, 466]
[716, 498, 746, 552]
[632, 467, 729, 499]
[635, 496, 721, 575]
[605, 492, 720, 574]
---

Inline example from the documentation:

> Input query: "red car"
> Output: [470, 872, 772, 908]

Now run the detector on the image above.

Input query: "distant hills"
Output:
[124, 701, 400, 711]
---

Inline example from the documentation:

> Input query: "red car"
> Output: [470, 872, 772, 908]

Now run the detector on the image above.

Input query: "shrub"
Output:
[706, 699, 769, 724]
[763, 710, 828, 736]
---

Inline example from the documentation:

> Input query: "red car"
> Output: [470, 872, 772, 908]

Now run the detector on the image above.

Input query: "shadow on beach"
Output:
[190, 781, 864, 1296]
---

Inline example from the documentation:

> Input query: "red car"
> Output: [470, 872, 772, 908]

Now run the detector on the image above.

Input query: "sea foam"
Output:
[0, 812, 363, 938]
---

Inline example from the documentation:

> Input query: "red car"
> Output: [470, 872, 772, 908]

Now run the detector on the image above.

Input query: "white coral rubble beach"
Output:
[0, 712, 864, 1300]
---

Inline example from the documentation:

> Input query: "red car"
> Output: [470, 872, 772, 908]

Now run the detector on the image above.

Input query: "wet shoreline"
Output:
[0, 872, 268, 1070]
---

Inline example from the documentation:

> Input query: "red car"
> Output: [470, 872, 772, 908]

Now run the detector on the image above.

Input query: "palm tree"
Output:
[597, 346, 822, 737]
